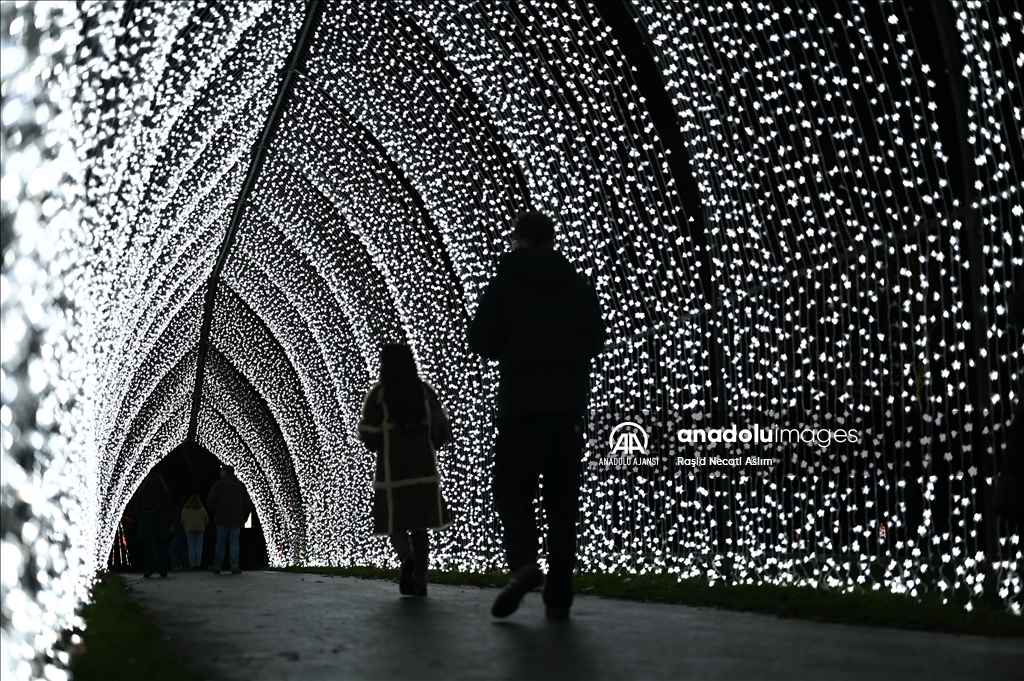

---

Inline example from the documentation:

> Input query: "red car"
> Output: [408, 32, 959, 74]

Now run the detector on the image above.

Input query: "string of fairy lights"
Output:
[950, 0, 1023, 604]
[2, 5, 92, 680]
[2, 0, 1021, 677]
[628, 0, 1020, 605]
[197, 347, 306, 564]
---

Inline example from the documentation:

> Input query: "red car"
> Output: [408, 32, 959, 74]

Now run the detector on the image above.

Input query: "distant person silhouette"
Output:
[358, 343, 452, 596]
[136, 472, 173, 578]
[468, 210, 606, 620]
[207, 465, 252, 575]
[167, 495, 188, 571]
[181, 494, 210, 570]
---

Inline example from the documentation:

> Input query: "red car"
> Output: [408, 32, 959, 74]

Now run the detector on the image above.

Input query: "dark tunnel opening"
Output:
[109, 441, 270, 572]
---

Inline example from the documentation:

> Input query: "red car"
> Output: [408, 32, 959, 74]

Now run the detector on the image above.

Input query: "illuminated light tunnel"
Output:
[1, 1, 1021, 678]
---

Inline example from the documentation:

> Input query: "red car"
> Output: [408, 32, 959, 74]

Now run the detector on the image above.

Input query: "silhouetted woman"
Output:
[358, 343, 452, 596]
[135, 472, 172, 578]
[181, 494, 209, 570]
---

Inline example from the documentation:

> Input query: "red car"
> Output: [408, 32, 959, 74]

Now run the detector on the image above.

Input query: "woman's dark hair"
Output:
[379, 343, 425, 426]
[141, 472, 169, 497]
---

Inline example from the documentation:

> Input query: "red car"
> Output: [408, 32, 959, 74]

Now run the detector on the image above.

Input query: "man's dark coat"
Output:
[468, 247, 606, 418]
[207, 472, 253, 528]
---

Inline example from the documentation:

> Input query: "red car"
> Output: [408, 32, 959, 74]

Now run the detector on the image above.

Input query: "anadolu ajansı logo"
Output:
[597, 421, 658, 466]
[610, 421, 648, 455]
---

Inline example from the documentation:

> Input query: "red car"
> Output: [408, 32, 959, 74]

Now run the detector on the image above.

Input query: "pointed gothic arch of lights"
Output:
[2, 1, 1020, 678]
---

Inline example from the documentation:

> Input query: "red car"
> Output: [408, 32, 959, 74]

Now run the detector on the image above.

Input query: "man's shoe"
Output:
[492, 562, 543, 618]
[414, 575, 427, 597]
[230, 569, 242, 575]
[545, 606, 570, 621]
[212, 568, 221, 574]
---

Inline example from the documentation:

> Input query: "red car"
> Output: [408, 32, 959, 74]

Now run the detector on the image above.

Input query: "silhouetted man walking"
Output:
[207, 465, 253, 575]
[469, 211, 606, 620]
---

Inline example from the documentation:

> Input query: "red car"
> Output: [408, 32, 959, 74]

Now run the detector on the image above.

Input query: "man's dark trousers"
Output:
[493, 414, 584, 610]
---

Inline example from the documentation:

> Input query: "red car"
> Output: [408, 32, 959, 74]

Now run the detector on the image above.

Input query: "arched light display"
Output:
[2, 4, 95, 681]
[2, 0, 1021, 677]
[621, 0, 1021, 607]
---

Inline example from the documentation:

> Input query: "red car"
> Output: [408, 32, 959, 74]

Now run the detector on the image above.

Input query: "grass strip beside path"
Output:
[71, 572, 199, 681]
[280, 566, 1023, 638]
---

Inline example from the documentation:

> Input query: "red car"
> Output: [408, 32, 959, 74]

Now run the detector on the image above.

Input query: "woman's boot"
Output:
[391, 531, 416, 595]
[411, 530, 429, 596]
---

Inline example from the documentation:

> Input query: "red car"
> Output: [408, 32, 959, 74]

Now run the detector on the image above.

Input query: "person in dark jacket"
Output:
[135, 472, 173, 578]
[207, 465, 253, 575]
[167, 496, 188, 571]
[468, 210, 606, 620]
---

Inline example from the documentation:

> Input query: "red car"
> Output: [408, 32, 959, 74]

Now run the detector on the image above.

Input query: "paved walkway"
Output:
[122, 571, 1022, 680]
